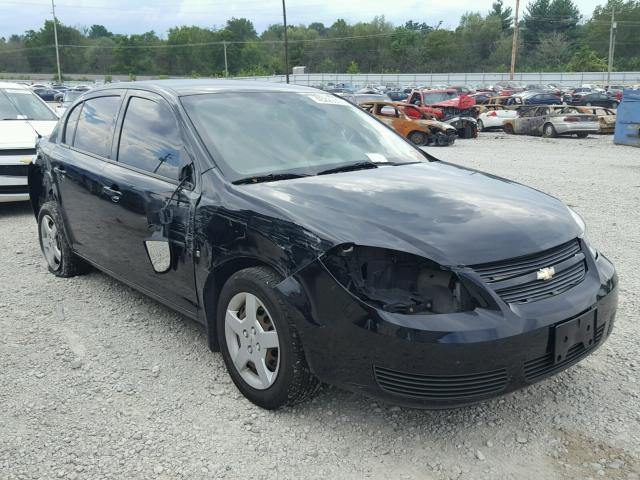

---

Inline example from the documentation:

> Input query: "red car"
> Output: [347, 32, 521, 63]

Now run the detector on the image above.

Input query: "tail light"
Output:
[488, 111, 497, 117]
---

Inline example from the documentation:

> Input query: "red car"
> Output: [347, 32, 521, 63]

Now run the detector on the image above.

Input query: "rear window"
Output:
[73, 96, 121, 158]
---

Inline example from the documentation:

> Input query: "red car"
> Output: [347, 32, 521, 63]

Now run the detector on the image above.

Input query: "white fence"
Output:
[232, 71, 640, 87]
[3, 71, 640, 87]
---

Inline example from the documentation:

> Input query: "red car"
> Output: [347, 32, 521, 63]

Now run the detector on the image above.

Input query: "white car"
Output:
[477, 107, 519, 131]
[0, 82, 59, 202]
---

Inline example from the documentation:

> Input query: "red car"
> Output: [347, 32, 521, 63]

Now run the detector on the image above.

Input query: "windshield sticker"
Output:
[4, 89, 31, 95]
[305, 93, 346, 105]
[366, 153, 390, 163]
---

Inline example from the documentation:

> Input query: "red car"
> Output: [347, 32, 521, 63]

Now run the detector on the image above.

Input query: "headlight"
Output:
[567, 207, 598, 259]
[567, 207, 585, 236]
[321, 244, 480, 315]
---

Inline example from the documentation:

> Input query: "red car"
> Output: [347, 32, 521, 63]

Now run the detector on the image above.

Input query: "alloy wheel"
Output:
[40, 214, 62, 271]
[224, 292, 280, 390]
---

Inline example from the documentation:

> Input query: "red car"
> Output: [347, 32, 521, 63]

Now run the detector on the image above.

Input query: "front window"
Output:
[181, 92, 425, 182]
[0, 88, 58, 121]
[420, 91, 457, 104]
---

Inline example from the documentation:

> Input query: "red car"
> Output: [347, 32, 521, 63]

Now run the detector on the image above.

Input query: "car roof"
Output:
[0, 82, 30, 90]
[88, 79, 319, 97]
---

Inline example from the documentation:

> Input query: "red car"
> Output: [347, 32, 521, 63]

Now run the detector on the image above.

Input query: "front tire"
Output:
[577, 132, 588, 138]
[408, 131, 428, 146]
[503, 123, 514, 134]
[477, 119, 485, 132]
[217, 266, 319, 409]
[37, 201, 89, 277]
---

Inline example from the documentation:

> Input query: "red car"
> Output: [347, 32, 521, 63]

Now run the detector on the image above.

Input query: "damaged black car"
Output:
[29, 80, 618, 409]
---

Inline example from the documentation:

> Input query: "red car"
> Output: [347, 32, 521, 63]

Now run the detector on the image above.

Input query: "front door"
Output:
[97, 91, 199, 315]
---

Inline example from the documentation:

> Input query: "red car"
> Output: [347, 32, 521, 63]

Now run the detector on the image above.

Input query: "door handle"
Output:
[102, 186, 122, 203]
[53, 166, 66, 175]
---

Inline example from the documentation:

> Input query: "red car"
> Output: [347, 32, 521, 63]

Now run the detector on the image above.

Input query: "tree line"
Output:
[0, 0, 639, 78]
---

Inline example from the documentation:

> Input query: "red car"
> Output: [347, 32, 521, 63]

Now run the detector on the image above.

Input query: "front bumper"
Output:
[278, 252, 618, 408]
[0, 175, 29, 202]
[1, 152, 34, 203]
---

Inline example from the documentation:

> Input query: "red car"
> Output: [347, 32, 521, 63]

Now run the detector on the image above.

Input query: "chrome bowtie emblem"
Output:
[537, 267, 555, 281]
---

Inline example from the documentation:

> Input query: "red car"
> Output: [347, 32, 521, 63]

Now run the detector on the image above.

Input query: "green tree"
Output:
[566, 46, 607, 71]
[490, 0, 513, 31]
[346, 60, 359, 73]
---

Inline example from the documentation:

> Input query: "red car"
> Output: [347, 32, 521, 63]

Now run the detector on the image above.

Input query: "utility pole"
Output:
[607, 9, 617, 86]
[51, 0, 62, 83]
[282, 0, 289, 83]
[509, 0, 520, 81]
[223, 41, 228, 77]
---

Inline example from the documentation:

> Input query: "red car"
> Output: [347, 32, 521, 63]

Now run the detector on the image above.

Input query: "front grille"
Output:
[0, 164, 29, 177]
[374, 366, 508, 400]
[0, 148, 36, 156]
[471, 239, 586, 304]
[0, 185, 29, 195]
[524, 323, 605, 381]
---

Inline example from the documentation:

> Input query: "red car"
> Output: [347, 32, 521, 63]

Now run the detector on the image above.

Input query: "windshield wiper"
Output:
[233, 172, 310, 185]
[317, 161, 378, 176]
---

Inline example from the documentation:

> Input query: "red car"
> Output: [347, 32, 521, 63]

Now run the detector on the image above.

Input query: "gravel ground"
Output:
[1, 133, 639, 480]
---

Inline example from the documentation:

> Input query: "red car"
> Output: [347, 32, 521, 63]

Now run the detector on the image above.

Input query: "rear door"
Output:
[97, 90, 199, 315]
[49, 93, 123, 263]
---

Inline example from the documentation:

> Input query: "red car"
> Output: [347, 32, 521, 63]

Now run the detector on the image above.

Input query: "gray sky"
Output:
[1, 0, 606, 39]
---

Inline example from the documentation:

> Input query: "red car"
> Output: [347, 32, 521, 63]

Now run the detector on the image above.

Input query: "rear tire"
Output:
[543, 123, 557, 138]
[503, 123, 514, 134]
[577, 132, 588, 138]
[477, 119, 485, 132]
[217, 266, 319, 409]
[586, 102, 592, 106]
[37, 201, 90, 277]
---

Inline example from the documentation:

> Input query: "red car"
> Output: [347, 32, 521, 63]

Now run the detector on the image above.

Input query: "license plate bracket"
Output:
[554, 311, 596, 364]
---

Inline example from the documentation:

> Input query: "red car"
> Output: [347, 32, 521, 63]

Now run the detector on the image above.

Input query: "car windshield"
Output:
[63, 91, 83, 103]
[0, 88, 58, 120]
[181, 91, 425, 181]
[421, 91, 457, 104]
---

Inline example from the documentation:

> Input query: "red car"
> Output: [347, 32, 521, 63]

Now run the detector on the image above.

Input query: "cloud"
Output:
[0, 0, 604, 39]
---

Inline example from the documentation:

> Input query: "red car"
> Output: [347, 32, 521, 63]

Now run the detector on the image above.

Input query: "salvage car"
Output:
[1, 82, 58, 202]
[407, 89, 478, 138]
[476, 106, 519, 131]
[502, 106, 599, 138]
[563, 106, 616, 134]
[361, 101, 456, 146]
[29, 80, 617, 410]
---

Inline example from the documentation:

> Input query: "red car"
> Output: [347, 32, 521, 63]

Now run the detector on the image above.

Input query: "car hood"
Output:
[234, 161, 580, 266]
[0, 120, 57, 149]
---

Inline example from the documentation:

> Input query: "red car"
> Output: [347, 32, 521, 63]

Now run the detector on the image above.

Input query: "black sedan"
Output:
[33, 88, 59, 101]
[569, 92, 619, 108]
[29, 80, 618, 409]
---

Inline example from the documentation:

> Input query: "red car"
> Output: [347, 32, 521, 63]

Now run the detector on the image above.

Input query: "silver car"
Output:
[503, 105, 599, 138]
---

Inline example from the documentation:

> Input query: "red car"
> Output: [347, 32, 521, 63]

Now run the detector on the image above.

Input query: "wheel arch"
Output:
[202, 256, 285, 352]
[27, 160, 56, 219]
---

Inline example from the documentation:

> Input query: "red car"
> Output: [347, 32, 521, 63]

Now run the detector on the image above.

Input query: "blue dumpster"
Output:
[614, 88, 640, 147]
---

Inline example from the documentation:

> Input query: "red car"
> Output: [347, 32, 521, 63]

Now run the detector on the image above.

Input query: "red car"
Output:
[406, 89, 478, 138]
[406, 89, 476, 120]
